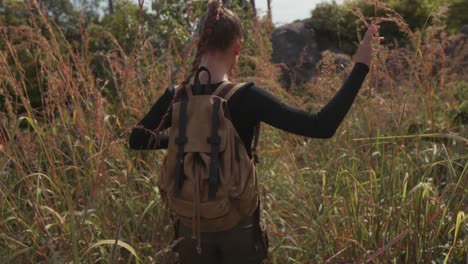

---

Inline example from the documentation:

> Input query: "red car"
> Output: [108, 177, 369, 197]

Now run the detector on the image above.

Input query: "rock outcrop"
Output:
[271, 20, 320, 88]
[271, 19, 354, 88]
[272, 20, 468, 89]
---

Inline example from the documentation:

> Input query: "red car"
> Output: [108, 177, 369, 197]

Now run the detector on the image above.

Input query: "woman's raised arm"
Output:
[242, 24, 381, 138]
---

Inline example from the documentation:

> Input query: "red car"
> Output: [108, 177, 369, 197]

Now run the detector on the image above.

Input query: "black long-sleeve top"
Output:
[129, 63, 369, 153]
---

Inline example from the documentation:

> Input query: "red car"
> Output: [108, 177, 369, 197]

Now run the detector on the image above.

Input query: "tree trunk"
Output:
[250, 0, 256, 16]
[267, 0, 272, 20]
[108, 0, 114, 14]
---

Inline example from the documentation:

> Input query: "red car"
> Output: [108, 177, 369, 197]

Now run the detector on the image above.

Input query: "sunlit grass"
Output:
[0, 1, 466, 263]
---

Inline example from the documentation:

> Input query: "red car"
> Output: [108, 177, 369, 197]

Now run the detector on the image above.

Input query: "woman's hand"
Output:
[354, 23, 383, 67]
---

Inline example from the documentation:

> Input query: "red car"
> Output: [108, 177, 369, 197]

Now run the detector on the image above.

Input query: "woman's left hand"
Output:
[354, 22, 383, 67]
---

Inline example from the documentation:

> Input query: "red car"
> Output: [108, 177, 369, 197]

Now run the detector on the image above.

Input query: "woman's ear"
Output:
[234, 38, 243, 56]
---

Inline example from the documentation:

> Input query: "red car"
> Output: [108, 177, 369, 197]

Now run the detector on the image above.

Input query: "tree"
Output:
[108, 0, 113, 14]
[309, 0, 467, 52]
[446, 0, 468, 34]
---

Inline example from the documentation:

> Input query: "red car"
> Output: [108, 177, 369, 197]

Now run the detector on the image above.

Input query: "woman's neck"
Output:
[195, 53, 231, 84]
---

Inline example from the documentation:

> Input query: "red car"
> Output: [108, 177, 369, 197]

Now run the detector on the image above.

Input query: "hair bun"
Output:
[207, 0, 223, 20]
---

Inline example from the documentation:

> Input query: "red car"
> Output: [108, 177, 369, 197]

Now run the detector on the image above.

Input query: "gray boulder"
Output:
[271, 20, 321, 89]
[271, 19, 355, 88]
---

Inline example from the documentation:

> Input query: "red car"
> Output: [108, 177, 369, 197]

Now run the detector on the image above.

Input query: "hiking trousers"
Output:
[174, 215, 268, 264]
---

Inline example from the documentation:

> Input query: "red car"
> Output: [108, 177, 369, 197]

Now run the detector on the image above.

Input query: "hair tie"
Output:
[216, 0, 223, 20]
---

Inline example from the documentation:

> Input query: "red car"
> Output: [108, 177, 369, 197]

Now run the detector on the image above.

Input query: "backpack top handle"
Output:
[190, 66, 212, 96]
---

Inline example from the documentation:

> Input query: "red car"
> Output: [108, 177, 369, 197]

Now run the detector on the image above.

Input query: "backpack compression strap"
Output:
[174, 96, 188, 194]
[208, 97, 222, 199]
[205, 82, 245, 199]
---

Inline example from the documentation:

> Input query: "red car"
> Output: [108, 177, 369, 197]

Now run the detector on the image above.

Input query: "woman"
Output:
[129, 1, 381, 263]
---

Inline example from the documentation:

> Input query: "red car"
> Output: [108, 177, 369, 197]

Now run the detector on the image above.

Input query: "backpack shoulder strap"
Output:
[213, 82, 250, 101]
[212, 81, 232, 96]
[224, 83, 247, 101]
[213, 82, 261, 163]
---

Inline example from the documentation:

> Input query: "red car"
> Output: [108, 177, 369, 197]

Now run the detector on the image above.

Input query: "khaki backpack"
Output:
[158, 71, 260, 253]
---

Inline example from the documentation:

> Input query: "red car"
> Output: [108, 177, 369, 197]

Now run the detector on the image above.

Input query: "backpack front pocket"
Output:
[168, 196, 231, 219]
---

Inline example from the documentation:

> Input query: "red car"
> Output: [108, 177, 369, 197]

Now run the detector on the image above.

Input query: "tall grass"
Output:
[0, 1, 466, 263]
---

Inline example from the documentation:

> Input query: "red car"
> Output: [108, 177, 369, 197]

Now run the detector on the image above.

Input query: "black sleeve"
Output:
[129, 86, 175, 150]
[247, 63, 369, 138]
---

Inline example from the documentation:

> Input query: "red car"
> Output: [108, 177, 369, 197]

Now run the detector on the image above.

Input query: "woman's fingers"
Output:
[363, 22, 381, 44]
[363, 26, 374, 43]
[354, 22, 382, 67]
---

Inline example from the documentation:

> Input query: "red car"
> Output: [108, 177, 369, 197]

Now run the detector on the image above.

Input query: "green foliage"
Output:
[151, 0, 206, 45]
[387, 0, 437, 28]
[310, 0, 468, 50]
[448, 81, 468, 125]
[90, 0, 184, 55]
[446, 0, 468, 34]
[1, 0, 28, 26]
[310, 1, 358, 53]
[0, 2, 40, 111]
[37, 0, 82, 40]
